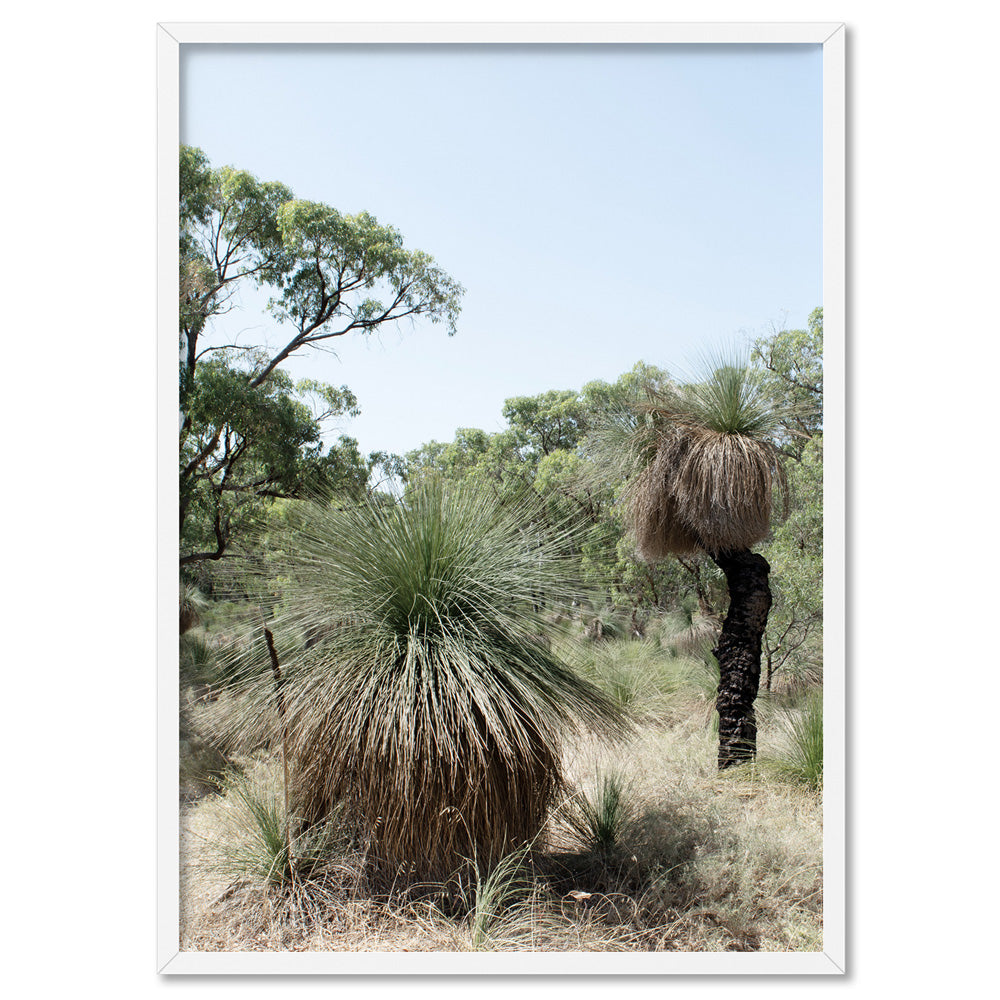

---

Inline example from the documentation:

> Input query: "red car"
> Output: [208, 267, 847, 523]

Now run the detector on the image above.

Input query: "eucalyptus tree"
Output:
[180, 358, 389, 567]
[753, 312, 824, 687]
[752, 307, 823, 458]
[178, 146, 464, 566]
[403, 364, 700, 617]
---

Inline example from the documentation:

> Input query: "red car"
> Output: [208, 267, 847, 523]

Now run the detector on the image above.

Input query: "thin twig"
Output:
[261, 611, 295, 882]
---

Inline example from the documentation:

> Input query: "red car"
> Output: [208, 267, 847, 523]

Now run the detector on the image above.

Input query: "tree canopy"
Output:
[178, 147, 464, 570]
[752, 307, 823, 457]
[401, 327, 822, 670]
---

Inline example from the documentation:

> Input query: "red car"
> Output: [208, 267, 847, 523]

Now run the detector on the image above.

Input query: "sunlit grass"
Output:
[759, 690, 823, 791]
[562, 769, 634, 855]
[202, 766, 348, 888]
[181, 716, 823, 953]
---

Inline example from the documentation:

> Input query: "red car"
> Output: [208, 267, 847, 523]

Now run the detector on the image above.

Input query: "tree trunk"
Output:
[710, 548, 772, 769]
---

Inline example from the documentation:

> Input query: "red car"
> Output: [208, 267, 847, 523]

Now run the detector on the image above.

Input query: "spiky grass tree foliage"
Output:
[180, 582, 207, 634]
[564, 769, 634, 855]
[625, 361, 789, 769]
[760, 690, 824, 790]
[223, 481, 627, 878]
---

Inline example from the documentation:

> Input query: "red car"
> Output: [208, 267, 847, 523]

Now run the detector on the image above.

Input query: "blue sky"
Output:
[180, 43, 822, 459]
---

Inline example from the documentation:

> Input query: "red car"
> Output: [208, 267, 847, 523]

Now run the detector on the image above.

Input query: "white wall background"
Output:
[3, 2, 994, 996]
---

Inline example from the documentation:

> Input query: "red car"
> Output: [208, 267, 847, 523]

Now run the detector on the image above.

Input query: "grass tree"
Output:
[222, 481, 627, 878]
[626, 361, 788, 768]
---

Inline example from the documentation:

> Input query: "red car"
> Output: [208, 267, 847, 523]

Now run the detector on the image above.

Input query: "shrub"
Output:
[207, 768, 346, 887]
[466, 845, 535, 950]
[180, 631, 218, 687]
[220, 481, 628, 877]
[563, 769, 634, 854]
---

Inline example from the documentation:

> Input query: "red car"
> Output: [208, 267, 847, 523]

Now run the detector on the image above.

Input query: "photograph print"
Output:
[169, 26, 841, 970]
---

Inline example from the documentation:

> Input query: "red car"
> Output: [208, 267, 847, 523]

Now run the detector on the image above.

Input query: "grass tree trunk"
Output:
[710, 549, 772, 769]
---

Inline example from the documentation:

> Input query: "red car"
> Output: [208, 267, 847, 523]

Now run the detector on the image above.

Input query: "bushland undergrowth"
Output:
[180, 619, 823, 953]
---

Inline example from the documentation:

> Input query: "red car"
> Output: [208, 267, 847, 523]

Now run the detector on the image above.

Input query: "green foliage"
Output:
[403, 363, 694, 617]
[179, 145, 463, 385]
[218, 481, 628, 875]
[178, 146, 463, 566]
[400, 327, 821, 659]
[268, 199, 463, 343]
[587, 642, 654, 710]
[502, 390, 588, 457]
[179, 355, 391, 567]
[178, 145, 214, 232]
[762, 435, 823, 690]
[574, 638, 678, 716]
[752, 308, 823, 456]
[180, 581, 208, 634]
[404, 426, 533, 503]
[179, 156, 293, 390]
[564, 770, 634, 854]
[179, 632, 217, 687]
[208, 769, 346, 887]
[672, 641, 722, 728]
[759, 690, 824, 790]
[467, 845, 534, 951]
[219, 771, 291, 886]
[679, 358, 783, 438]
[748, 313, 824, 689]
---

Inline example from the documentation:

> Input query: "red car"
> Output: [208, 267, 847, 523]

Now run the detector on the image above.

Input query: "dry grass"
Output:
[180, 707, 822, 953]
[625, 361, 790, 559]
[557, 723, 823, 951]
[674, 428, 780, 551]
[630, 431, 703, 558]
[629, 426, 784, 559]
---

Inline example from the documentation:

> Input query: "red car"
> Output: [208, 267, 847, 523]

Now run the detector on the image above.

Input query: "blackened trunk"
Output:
[710, 548, 772, 769]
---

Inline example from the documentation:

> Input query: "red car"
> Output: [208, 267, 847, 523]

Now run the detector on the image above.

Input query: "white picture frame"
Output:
[158, 20, 845, 975]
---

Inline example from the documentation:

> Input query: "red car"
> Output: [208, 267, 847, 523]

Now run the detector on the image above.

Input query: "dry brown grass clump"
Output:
[625, 363, 789, 560]
[630, 431, 704, 558]
[180, 715, 823, 954]
[290, 707, 561, 878]
[629, 418, 785, 561]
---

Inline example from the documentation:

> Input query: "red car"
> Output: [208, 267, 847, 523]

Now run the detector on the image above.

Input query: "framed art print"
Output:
[158, 21, 845, 975]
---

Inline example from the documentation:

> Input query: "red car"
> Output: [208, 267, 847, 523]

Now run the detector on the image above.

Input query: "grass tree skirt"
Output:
[293, 708, 563, 874]
[710, 548, 772, 768]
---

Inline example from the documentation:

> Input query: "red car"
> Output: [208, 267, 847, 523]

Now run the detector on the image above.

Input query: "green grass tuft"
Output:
[759, 690, 823, 790]
[563, 769, 634, 855]
[180, 631, 218, 687]
[467, 845, 534, 950]
[206, 769, 346, 888]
